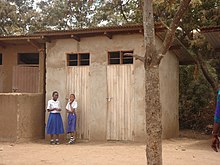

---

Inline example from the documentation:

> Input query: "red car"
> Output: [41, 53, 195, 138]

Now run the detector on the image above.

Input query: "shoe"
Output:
[55, 140, 60, 145]
[68, 139, 75, 144]
[50, 140, 55, 145]
[68, 139, 73, 144]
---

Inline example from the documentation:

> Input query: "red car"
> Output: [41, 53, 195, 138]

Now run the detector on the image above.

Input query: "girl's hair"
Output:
[70, 94, 76, 99]
[52, 91, 58, 96]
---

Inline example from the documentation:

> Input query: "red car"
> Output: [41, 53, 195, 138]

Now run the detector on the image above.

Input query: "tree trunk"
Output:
[142, 0, 191, 164]
[143, 1, 162, 164]
[145, 67, 162, 165]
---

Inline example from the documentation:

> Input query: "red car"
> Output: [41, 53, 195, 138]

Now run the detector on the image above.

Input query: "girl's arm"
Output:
[47, 101, 52, 112]
[47, 101, 59, 112]
[66, 102, 70, 113]
[66, 109, 71, 113]
[47, 107, 59, 112]
[70, 103, 76, 114]
[47, 108, 58, 112]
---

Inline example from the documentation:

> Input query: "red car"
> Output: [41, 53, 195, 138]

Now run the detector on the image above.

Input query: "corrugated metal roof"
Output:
[0, 35, 42, 40]
[0, 24, 166, 39]
[156, 31, 195, 65]
[202, 32, 220, 50]
[35, 24, 143, 34]
[201, 26, 220, 58]
[200, 26, 220, 33]
[0, 24, 194, 64]
[34, 23, 165, 34]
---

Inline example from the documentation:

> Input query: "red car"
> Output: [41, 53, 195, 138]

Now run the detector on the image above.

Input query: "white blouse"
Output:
[47, 99, 61, 113]
[66, 100, 77, 112]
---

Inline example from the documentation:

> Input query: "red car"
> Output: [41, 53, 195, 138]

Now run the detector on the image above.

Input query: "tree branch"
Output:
[119, 0, 129, 23]
[124, 53, 145, 63]
[0, 26, 9, 35]
[196, 52, 218, 94]
[157, 0, 191, 64]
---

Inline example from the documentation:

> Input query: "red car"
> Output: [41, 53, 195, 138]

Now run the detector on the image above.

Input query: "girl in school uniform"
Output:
[66, 94, 77, 144]
[46, 91, 64, 144]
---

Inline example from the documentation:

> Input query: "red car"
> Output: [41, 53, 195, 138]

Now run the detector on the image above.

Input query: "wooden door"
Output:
[107, 64, 134, 141]
[67, 66, 90, 139]
[12, 66, 39, 93]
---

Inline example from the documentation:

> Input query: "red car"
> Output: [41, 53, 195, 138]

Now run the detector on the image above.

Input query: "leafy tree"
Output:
[179, 65, 216, 130]
[0, 0, 18, 35]
[92, 0, 142, 25]
[37, 0, 96, 29]
[0, 0, 42, 34]
[7, 0, 40, 33]
[154, 0, 219, 134]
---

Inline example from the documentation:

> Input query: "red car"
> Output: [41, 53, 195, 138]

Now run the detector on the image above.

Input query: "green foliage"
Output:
[0, 0, 42, 35]
[179, 65, 216, 130]
[37, 0, 96, 29]
[92, 0, 142, 26]
[156, 1, 220, 126]
[0, 0, 18, 35]
[0, 0, 219, 33]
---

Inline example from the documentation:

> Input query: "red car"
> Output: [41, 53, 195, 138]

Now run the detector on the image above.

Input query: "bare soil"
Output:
[0, 131, 219, 165]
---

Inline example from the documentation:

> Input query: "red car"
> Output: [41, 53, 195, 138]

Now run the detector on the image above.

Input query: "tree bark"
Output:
[145, 68, 162, 165]
[143, 0, 191, 165]
[143, 0, 155, 67]
[143, 1, 162, 165]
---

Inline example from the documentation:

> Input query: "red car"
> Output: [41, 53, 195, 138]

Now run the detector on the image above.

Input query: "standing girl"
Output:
[66, 94, 77, 144]
[46, 91, 64, 144]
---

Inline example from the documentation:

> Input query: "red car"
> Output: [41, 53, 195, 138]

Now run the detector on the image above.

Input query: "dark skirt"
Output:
[47, 113, 64, 134]
[66, 113, 77, 133]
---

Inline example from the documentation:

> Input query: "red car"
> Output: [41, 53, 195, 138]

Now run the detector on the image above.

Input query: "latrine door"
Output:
[12, 66, 39, 93]
[66, 66, 90, 140]
[107, 64, 134, 141]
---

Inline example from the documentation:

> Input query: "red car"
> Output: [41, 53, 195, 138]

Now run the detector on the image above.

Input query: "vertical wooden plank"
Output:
[66, 66, 90, 140]
[124, 65, 128, 140]
[107, 64, 134, 141]
[110, 66, 113, 139]
[115, 65, 119, 140]
[121, 65, 125, 140]
[127, 65, 131, 140]
[12, 66, 39, 93]
[107, 65, 110, 139]
[116, 65, 119, 140]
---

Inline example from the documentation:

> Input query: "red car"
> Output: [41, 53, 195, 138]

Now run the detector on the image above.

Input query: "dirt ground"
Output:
[0, 131, 219, 165]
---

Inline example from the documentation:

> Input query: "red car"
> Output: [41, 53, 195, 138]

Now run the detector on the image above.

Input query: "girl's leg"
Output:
[73, 132, 76, 141]
[50, 134, 54, 144]
[68, 132, 74, 144]
[55, 134, 59, 144]
[71, 132, 74, 138]
[70, 132, 76, 143]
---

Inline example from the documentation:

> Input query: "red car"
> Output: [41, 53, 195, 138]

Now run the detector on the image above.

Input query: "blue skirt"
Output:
[47, 113, 64, 134]
[66, 113, 77, 133]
